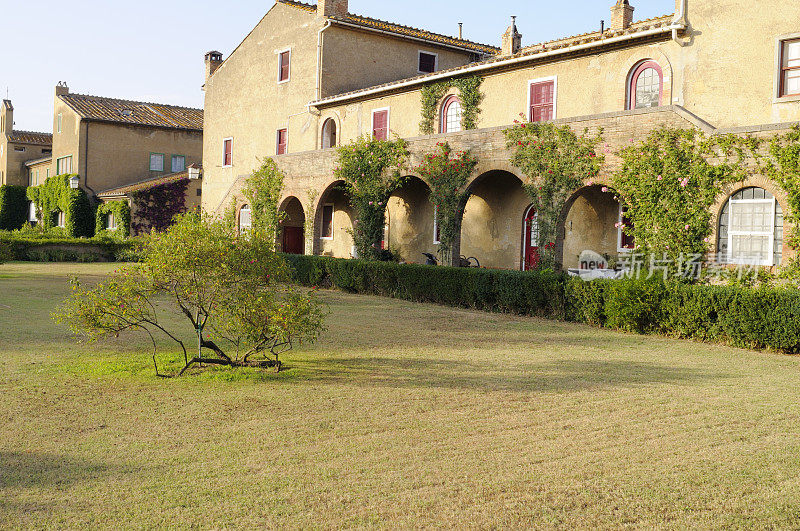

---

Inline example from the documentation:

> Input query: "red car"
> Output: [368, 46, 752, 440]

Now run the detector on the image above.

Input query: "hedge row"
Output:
[282, 254, 800, 354]
[1, 238, 138, 262]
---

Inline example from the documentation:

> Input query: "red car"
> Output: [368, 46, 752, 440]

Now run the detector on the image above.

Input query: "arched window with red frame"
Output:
[628, 61, 663, 110]
[440, 95, 463, 133]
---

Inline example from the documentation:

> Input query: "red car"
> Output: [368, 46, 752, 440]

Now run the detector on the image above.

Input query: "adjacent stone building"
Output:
[202, 0, 800, 270]
[0, 100, 52, 187]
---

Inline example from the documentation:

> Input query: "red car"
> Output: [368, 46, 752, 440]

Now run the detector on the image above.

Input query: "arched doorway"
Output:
[322, 118, 337, 149]
[522, 205, 540, 271]
[314, 180, 354, 258]
[458, 170, 529, 270]
[386, 176, 435, 263]
[279, 197, 305, 255]
[560, 185, 622, 270]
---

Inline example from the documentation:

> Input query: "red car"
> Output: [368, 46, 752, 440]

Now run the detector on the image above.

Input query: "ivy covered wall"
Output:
[27, 175, 94, 238]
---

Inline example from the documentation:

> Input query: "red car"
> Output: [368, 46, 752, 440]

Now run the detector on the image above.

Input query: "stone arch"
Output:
[313, 180, 354, 258]
[277, 196, 306, 254]
[557, 184, 624, 270]
[386, 175, 435, 263]
[455, 168, 530, 269]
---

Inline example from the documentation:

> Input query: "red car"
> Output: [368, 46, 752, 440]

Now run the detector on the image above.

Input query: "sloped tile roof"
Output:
[24, 156, 52, 167]
[97, 171, 190, 198]
[59, 93, 203, 131]
[7, 130, 53, 145]
[278, 0, 500, 54]
[313, 14, 675, 105]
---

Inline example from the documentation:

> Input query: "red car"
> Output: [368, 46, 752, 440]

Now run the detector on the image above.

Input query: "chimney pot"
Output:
[204, 51, 224, 85]
[501, 16, 522, 56]
[610, 0, 634, 30]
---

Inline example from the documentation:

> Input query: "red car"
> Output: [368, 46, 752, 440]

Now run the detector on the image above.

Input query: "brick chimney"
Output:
[0, 100, 12, 134]
[205, 51, 223, 84]
[610, 0, 635, 31]
[501, 16, 522, 55]
[55, 81, 69, 99]
[318, 0, 348, 17]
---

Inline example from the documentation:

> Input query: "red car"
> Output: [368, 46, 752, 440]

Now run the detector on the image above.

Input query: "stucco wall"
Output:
[51, 96, 83, 179]
[1, 141, 51, 187]
[386, 176, 436, 264]
[562, 186, 621, 270]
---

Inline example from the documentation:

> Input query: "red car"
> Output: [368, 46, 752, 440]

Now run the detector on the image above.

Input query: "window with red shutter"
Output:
[223, 138, 233, 166]
[372, 110, 389, 141]
[277, 129, 288, 155]
[278, 50, 291, 83]
[529, 81, 555, 122]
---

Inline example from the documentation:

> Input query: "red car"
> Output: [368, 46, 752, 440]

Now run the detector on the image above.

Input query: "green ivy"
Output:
[504, 121, 604, 269]
[414, 142, 477, 265]
[242, 158, 285, 247]
[612, 127, 756, 265]
[27, 174, 94, 238]
[95, 200, 131, 238]
[0, 185, 29, 231]
[763, 125, 800, 250]
[334, 135, 409, 260]
[419, 76, 484, 135]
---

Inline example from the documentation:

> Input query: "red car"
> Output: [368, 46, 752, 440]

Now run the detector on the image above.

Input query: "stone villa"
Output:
[202, 0, 800, 269]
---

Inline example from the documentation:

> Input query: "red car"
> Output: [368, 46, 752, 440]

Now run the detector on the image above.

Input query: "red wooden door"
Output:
[523, 206, 540, 271]
[282, 226, 304, 255]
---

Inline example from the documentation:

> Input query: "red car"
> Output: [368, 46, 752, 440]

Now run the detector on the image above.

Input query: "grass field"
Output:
[2, 263, 800, 528]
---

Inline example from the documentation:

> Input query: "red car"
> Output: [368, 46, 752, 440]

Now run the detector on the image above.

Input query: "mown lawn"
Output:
[1, 262, 800, 528]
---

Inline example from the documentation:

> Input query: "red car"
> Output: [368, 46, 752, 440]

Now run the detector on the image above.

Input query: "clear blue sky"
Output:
[3, 0, 673, 132]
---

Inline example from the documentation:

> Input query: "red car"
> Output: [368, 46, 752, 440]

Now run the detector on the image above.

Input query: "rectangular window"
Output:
[780, 38, 800, 97]
[56, 156, 72, 175]
[418, 51, 438, 74]
[223, 138, 233, 167]
[277, 129, 288, 155]
[278, 50, 291, 83]
[372, 109, 389, 141]
[171, 155, 186, 173]
[618, 204, 635, 252]
[321, 204, 334, 239]
[57, 211, 66, 228]
[46, 169, 50, 179]
[29, 170, 35, 186]
[14, 146, 25, 152]
[57, 113, 62, 134]
[728, 197, 776, 266]
[529, 79, 556, 122]
[42, 148, 51, 155]
[28, 202, 37, 223]
[107, 212, 117, 230]
[150, 153, 165, 172]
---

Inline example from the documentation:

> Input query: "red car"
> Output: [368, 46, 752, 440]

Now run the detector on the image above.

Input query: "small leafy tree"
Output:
[335, 135, 409, 260]
[56, 213, 325, 376]
[242, 158, 286, 244]
[504, 120, 604, 268]
[415, 142, 478, 265]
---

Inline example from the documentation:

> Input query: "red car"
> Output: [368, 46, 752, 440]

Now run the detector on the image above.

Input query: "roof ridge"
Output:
[9, 129, 52, 136]
[61, 92, 203, 113]
[97, 171, 190, 196]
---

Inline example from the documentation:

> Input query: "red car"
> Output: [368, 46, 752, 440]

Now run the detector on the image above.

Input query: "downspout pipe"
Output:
[316, 20, 332, 102]
[83, 121, 96, 197]
[671, 0, 688, 46]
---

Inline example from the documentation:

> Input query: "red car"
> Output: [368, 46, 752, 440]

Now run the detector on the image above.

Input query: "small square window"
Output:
[418, 52, 438, 74]
[150, 153, 165, 172]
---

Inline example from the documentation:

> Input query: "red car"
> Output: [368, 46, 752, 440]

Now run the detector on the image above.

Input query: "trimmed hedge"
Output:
[282, 254, 800, 354]
[0, 185, 29, 231]
[1, 237, 138, 262]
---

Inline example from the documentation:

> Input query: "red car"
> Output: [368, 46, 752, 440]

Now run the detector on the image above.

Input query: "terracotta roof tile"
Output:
[314, 14, 675, 105]
[59, 93, 203, 131]
[24, 156, 52, 167]
[277, 0, 499, 54]
[97, 171, 191, 198]
[7, 130, 53, 145]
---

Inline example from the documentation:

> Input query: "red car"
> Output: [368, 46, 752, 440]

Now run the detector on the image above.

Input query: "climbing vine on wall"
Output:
[130, 179, 189, 235]
[763, 125, 800, 250]
[27, 174, 94, 237]
[414, 142, 478, 265]
[335, 135, 409, 260]
[420, 76, 484, 135]
[611, 127, 758, 264]
[242, 158, 286, 247]
[95, 200, 131, 238]
[504, 120, 604, 269]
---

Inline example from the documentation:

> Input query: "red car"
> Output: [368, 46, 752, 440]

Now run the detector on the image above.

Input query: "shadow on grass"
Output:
[0, 451, 122, 489]
[302, 357, 732, 393]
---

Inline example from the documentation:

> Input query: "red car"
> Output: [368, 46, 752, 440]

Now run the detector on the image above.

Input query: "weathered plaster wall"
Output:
[562, 186, 620, 270]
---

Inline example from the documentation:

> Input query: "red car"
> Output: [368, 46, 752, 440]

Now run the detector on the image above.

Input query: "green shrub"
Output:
[27, 175, 94, 237]
[0, 185, 29, 231]
[282, 254, 800, 354]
